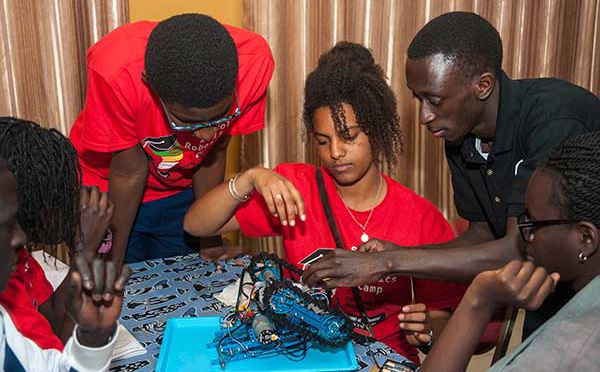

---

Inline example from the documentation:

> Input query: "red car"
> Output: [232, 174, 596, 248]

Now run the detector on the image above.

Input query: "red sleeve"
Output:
[79, 67, 140, 153]
[414, 208, 467, 310]
[227, 37, 274, 136]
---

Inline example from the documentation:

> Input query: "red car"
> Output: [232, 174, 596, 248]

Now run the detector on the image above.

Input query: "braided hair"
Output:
[303, 42, 403, 164]
[0, 117, 81, 253]
[538, 132, 600, 226]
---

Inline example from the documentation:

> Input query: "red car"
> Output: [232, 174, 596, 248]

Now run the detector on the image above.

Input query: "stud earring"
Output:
[578, 251, 588, 263]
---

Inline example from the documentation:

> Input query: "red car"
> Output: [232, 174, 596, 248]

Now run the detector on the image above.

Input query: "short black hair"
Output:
[0, 117, 81, 253]
[539, 132, 600, 227]
[145, 13, 238, 108]
[407, 11, 503, 77]
[303, 42, 402, 164]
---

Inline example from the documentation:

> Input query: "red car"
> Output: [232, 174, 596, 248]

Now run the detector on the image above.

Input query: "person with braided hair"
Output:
[184, 42, 466, 364]
[420, 131, 600, 371]
[0, 159, 132, 371]
[0, 117, 115, 349]
[70, 13, 274, 265]
[302, 11, 600, 339]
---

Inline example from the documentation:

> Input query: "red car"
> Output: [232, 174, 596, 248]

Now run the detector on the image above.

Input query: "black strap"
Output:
[315, 169, 374, 339]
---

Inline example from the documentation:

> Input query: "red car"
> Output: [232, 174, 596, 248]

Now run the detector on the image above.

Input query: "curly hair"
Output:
[303, 41, 402, 164]
[407, 11, 502, 78]
[145, 13, 238, 108]
[0, 117, 81, 253]
[538, 132, 600, 227]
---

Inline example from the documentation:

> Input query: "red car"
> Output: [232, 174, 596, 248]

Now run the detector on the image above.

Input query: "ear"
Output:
[475, 72, 496, 100]
[577, 221, 599, 259]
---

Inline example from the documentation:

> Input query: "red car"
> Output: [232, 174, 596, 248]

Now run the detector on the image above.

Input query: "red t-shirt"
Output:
[0, 249, 63, 350]
[70, 21, 274, 202]
[235, 163, 466, 363]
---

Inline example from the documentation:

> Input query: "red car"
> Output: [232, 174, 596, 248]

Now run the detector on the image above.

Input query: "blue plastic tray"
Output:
[156, 316, 358, 372]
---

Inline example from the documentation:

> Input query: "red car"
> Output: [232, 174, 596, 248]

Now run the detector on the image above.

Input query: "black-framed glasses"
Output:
[160, 90, 241, 132]
[516, 213, 575, 242]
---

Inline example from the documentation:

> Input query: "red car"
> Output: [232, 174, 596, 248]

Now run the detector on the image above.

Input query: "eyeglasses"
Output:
[160, 90, 241, 132]
[516, 213, 575, 242]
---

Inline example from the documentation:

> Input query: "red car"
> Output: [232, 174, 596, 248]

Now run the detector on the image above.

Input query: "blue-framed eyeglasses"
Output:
[516, 212, 575, 242]
[160, 90, 241, 131]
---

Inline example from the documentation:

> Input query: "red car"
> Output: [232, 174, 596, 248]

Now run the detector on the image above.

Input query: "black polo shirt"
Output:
[447, 70, 600, 238]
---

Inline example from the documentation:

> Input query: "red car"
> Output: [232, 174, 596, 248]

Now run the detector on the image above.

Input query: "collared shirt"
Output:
[447, 70, 600, 238]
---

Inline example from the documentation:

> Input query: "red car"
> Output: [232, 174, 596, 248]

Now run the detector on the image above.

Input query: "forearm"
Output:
[185, 168, 259, 236]
[420, 291, 497, 372]
[380, 237, 519, 282]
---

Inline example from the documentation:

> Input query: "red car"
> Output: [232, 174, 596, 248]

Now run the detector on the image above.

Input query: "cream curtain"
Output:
[242, 0, 600, 254]
[0, 0, 128, 133]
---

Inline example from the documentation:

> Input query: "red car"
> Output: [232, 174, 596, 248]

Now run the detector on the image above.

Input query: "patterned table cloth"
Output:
[109, 253, 416, 372]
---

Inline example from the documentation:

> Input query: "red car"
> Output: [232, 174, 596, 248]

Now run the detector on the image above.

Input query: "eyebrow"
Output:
[314, 125, 361, 138]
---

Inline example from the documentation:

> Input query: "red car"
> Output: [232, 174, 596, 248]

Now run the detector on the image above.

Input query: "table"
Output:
[109, 254, 416, 372]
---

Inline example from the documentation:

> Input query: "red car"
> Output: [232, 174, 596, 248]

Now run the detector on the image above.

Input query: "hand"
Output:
[66, 256, 131, 347]
[399, 303, 433, 346]
[76, 186, 114, 261]
[245, 167, 306, 227]
[358, 238, 399, 252]
[200, 245, 250, 262]
[469, 260, 560, 312]
[301, 249, 384, 288]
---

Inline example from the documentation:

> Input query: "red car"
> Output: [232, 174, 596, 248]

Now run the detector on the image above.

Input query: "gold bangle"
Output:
[228, 172, 249, 202]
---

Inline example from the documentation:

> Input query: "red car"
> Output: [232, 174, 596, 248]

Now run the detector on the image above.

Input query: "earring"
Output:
[578, 251, 588, 263]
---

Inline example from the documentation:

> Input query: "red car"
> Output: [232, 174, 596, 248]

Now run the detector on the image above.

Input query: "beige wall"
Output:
[129, 0, 242, 26]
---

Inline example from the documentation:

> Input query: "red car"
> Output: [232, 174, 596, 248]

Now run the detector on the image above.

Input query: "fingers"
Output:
[398, 304, 430, 333]
[358, 239, 384, 252]
[255, 173, 306, 227]
[74, 256, 94, 291]
[115, 265, 132, 293]
[91, 258, 105, 301]
[102, 261, 117, 301]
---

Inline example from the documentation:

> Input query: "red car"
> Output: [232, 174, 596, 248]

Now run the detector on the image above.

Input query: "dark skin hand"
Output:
[67, 256, 132, 348]
[108, 144, 148, 268]
[302, 219, 522, 288]
[39, 186, 115, 342]
[419, 260, 559, 372]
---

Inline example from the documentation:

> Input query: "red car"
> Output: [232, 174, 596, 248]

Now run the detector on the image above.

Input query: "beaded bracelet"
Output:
[228, 172, 249, 202]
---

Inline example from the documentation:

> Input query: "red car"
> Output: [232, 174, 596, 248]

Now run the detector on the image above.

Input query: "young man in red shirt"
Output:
[70, 14, 274, 265]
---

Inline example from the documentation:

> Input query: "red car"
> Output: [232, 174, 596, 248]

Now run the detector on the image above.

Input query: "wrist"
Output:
[75, 323, 118, 348]
[463, 287, 499, 315]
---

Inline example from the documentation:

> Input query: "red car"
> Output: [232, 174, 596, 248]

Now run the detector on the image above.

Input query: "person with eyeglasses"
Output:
[419, 132, 600, 371]
[69, 14, 274, 266]
[302, 11, 600, 340]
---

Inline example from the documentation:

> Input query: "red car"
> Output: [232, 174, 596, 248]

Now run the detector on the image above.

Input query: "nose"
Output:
[193, 127, 218, 141]
[11, 222, 26, 249]
[418, 103, 435, 125]
[330, 137, 346, 160]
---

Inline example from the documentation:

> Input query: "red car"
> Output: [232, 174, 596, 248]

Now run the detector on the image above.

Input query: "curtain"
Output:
[242, 0, 600, 254]
[0, 0, 128, 133]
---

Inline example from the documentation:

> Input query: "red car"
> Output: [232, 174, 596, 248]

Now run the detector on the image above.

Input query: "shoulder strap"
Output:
[316, 168, 344, 248]
[315, 168, 375, 340]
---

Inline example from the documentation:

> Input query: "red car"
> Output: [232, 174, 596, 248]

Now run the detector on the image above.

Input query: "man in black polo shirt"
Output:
[303, 11, 600, 338]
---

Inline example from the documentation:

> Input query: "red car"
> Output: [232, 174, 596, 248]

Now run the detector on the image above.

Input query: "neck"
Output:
[471, 78, 500, 141]
[336, 166, 385, 211]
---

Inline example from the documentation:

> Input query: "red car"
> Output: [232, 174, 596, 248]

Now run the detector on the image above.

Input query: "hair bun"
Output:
[317, 42, 380, 75]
